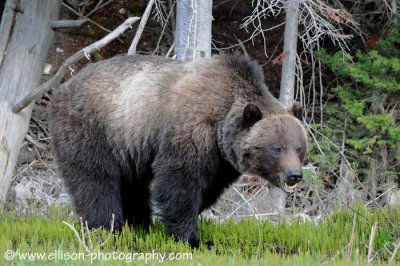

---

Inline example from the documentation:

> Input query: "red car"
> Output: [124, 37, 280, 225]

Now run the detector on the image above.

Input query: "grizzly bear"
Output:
[49, 54, 307, 248]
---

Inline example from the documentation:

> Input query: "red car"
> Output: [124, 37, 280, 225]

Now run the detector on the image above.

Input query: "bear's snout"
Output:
[286, 169, 302, 184]
[279, 169, 303, 193]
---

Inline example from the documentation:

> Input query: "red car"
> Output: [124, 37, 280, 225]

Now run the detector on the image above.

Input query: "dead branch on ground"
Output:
[62, 214, 115, 254]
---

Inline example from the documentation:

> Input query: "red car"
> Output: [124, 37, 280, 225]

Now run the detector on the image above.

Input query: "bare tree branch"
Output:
[50, 19, 88, 28]
[221, 182, 268, 222]
[153, 1, 176, 55]
[392, 0, 398, 23]
[62, 2, 112, 33]
[242, 0, 358, 57]
[12, 17, 140, 113]
[128, 0, 156, 55]
[85, 0, 114, 18]
[62, 221, 91, 254]
[389, 239, 400, 264]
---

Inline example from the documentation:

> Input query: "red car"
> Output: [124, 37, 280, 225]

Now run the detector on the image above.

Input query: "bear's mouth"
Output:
[280, 181, 297, 193]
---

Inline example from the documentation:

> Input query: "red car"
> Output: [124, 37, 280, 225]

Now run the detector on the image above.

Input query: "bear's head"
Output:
[234, 103, 307, 193]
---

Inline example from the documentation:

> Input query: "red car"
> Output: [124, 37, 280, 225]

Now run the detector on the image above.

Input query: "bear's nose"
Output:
[287, 170, 302, 183]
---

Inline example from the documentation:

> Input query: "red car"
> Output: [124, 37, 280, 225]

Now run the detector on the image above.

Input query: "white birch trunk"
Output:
[274, 1, 300, 214]
[175, 0, 212, 61]
[0, 0, 61, 206]
[279, 1, 299, 107]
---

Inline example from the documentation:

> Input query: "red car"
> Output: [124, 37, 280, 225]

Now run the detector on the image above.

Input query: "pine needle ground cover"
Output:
[0, 206, 399, 265]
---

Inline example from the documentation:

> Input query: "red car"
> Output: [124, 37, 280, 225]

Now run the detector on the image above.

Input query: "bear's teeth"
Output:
[284, 182, 297, 190]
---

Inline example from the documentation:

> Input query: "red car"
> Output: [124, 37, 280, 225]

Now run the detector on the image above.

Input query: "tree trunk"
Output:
[274, 1, 300, 214]
[0, 0, 14, 68]
[175, 0, 212, 61]
[0, 0, 61, 207]
[279, 1, 299, 107]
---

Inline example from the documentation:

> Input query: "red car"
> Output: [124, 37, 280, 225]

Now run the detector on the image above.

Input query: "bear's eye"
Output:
[296, 147, 302, 153]
[274, 147, 283, 153]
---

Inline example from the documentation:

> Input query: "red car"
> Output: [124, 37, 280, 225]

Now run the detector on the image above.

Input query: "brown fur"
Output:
[49, 54, 307, 248]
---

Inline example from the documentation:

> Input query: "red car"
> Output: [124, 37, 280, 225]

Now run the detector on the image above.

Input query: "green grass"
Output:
[0, 206, 399, 265]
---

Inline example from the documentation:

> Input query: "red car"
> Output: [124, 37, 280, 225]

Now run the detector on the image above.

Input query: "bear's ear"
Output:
[243, 103, 262, 126]
[288, 101, 303, 120]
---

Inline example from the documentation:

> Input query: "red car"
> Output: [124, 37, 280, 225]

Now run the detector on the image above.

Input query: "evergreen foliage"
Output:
[316, 25, 400, 184]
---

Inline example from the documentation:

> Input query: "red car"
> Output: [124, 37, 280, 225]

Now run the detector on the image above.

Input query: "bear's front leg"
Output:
[150, 159, 206, 248]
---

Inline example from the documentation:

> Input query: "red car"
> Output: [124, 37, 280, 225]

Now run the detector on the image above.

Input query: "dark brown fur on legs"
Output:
[49, 54, 307, 248]
[50, 105, 125, 229]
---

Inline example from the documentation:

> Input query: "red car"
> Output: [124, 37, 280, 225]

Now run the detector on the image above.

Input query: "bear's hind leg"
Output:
[51, 118, 125, 230]
[61, 166, 125, 230]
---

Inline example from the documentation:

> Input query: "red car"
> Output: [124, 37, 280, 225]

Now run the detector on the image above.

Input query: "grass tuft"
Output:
[0, 205, 399, 265]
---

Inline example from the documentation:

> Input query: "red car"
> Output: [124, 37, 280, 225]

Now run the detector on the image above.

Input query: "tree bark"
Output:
[274, 1, 300, 214]
[0, 0, 15, 68]
[279, 1, 299, 107]
[0, 0, 61, 207]
[175, 0, 212, 61]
